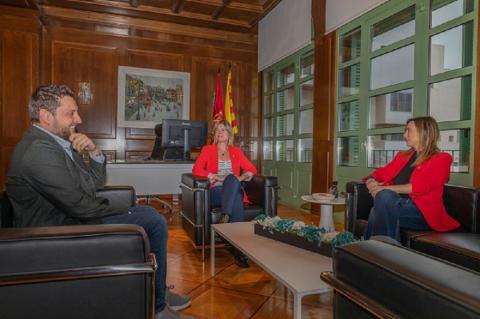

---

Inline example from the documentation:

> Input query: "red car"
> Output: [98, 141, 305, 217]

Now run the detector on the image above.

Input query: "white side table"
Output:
[301, 195, 346, 232]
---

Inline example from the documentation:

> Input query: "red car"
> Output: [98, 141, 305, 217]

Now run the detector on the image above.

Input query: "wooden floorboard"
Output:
[149, 200, 337, 318]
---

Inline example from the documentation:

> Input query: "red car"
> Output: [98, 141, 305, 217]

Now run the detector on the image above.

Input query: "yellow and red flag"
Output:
[224, 69, 238, 134]
[212, 72, 225, 121]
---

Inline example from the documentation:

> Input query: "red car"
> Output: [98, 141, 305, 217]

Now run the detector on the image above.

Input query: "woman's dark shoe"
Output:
[225, 243, 249, 268]
[211, 208, 223, 224]
[211, 209, 229, 224]
[219, 213, 230, 224]
[234, 253, 250, 268]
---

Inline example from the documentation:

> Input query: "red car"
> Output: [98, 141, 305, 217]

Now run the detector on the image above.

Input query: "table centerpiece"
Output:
[253, 214, 355, 257]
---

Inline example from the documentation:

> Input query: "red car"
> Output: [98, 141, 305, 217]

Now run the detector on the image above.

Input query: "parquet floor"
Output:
[152, 201, 343, 319]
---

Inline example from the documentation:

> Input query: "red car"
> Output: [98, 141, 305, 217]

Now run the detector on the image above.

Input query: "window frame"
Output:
[262, 44, 315, 164]
[335, 0, 478, 187]
[261, 44, 314, 207]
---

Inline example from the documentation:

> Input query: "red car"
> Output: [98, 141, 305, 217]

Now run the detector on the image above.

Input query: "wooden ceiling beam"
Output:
[0, 0, 38, 8]
[45, 0, 249, 25]
[43, 1, 251, 32]
[37, 0, 283, 32]
[171, 0, 186, 14]
[42, 5, 257, 46]
[26, 0, 39, 9]
[129, 0, 141, 8]
[248, 0, 281, 27]
[188, 0, 262, 13]
[211, 0, 232, 20]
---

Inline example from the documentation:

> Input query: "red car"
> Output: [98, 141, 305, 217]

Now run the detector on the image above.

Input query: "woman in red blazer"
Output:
[192, 120, 256, 267]
[364, 116, 459, 241]
[192, 120, 257, 223]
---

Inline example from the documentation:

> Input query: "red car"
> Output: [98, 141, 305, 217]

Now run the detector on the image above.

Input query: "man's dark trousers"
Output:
[102, 205, 167, 312]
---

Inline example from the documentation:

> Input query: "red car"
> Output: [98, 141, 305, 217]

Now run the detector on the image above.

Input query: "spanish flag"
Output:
[224, 69, 238, 134]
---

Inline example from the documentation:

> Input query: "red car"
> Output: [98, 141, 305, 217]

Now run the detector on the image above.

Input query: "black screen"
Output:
[161, 119, 208, 160]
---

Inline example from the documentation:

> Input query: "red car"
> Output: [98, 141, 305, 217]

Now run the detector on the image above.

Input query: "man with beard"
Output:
[6, 85, 193, 319]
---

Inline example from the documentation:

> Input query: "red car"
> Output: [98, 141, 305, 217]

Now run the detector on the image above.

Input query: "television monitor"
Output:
[150, 124, 183, 161]
[161, 119, 208, 161]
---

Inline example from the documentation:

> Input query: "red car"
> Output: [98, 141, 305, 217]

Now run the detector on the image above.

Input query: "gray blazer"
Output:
[6, 126, 124, 227]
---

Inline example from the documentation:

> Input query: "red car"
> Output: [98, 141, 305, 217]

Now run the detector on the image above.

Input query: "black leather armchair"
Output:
[0, 187, 156, 319]
[345, 181, 480, 272]
[180, 173, 278, 249]
[321, 239, 480, 319]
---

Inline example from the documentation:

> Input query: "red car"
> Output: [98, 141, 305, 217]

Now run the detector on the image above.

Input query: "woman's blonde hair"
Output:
[212, 120, 233, 145]
[404, 116, 440, 166]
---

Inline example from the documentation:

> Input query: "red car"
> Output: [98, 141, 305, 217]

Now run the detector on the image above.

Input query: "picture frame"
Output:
[117, 66, 190, 128]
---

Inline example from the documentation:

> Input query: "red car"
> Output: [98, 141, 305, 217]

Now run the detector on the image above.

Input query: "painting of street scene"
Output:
[118, 66, 190, 128]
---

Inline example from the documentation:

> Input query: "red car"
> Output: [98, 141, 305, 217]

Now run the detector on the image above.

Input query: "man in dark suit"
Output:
[6, 85, 192, 319]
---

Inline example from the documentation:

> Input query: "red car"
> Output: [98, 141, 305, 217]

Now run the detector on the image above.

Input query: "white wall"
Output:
[258, 0, 391, 71]
[326, 0, 388, 33]
[258, 0, 312, 71]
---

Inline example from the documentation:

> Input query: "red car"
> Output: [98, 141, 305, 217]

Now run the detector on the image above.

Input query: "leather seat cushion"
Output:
[96, 186, 135, 211]
[334, 240, 480, 318]
[182, 174, 209, 189]
[244, 205, 264, 221]
[400, 229, 434, 247]
[411, 233, 480, 272]
[354, 221, 460, 249]
[210, 205, 263, 222]
[353, 219, 367, 239]
[0, 225, 149, 273]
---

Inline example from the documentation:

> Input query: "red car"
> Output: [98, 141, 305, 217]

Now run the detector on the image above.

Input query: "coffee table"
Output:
[211, 222, 332, 319]
[301, 195, 346, 232]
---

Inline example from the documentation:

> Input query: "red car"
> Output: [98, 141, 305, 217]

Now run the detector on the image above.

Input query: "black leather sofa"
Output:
[321, 239, 480, 319]
[180, 173, 278, 248]
[0, 187, 156, 319]
[345, 182, 480, 272]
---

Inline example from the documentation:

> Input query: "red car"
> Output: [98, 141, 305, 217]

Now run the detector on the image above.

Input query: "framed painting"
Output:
[117, 66, 190, 128]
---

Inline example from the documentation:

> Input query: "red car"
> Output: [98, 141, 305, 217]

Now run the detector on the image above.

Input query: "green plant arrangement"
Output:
[253, 214, 355, 252]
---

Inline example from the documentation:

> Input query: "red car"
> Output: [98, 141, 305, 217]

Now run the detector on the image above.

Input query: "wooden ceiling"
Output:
[7, 0, 282, 33]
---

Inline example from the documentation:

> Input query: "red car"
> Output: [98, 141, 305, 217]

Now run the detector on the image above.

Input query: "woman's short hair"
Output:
[406, 116, 440, 165]
[212, 120, 233, 145]
[29, 85, 74, 123]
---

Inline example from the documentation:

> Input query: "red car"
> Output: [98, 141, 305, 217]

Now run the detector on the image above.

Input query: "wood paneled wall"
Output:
[0, 5, 260, 188]
[0, 5, 39, 189]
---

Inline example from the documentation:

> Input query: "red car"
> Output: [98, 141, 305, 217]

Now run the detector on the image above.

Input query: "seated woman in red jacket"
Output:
[192, 120, 257, 223]
[364, 116, 459, 242]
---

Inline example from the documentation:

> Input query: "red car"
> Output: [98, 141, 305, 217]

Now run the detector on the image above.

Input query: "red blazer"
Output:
[365, 150, 460, 232]
[192, 144, 257, 202]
